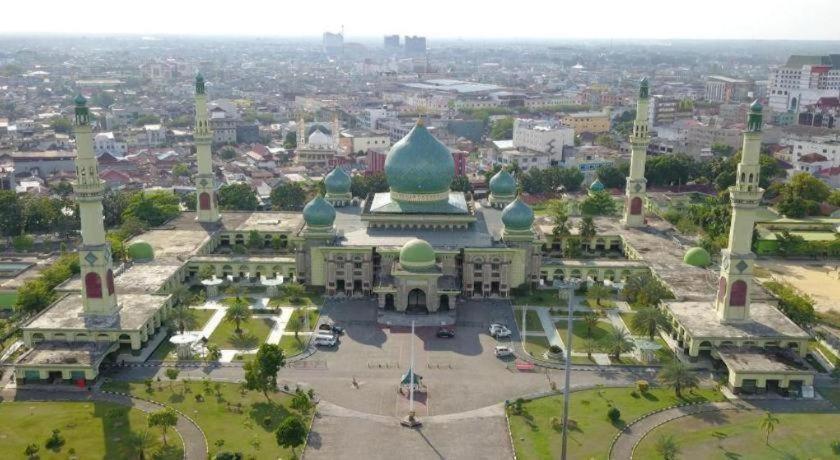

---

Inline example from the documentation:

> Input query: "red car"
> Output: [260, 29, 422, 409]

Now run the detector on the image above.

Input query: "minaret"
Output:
[194, 73, 220, 222]
[332, 112, 341, 148]
[714, 101, 765, 322]
[73, 95, 119, 315]
[297, 113, 306, 149]
[622, 77, 651, 228]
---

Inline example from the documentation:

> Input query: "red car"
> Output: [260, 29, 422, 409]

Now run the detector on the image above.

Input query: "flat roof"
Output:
[17, 341, 114, 368]
[25, 292, 167, 332]
[666, 301, 809, 340]
[718, 348, 812, 374]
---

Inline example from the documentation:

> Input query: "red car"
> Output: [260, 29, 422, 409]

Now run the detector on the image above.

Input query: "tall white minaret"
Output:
[332, 112, 341, 147]
[194, 73, 220, 223]
[297, 113, 307, 149]
[622, 77, 651, 228]
[73, 95, 119, 315]
[714, 101, 764, 322]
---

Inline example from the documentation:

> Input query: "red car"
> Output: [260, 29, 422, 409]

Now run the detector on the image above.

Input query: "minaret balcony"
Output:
[728, 186, 763, 205]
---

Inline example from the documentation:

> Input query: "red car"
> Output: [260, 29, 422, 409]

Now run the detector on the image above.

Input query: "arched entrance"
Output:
[384, 293, 395, 310]
[439, 294, 450, 311]
[406, 289, 428, 314]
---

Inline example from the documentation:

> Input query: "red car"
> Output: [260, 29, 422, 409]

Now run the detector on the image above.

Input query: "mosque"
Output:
[13, 77, 813, 395]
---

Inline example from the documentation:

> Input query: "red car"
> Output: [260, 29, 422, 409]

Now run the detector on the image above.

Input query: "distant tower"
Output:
[714, 101, 765, 323]
[297, 114, 306, 149]
[73, 95, 119, 315]
[332, 112, 341, 147]
[622, 77, 651, 228]
[194, 73, 220, 223]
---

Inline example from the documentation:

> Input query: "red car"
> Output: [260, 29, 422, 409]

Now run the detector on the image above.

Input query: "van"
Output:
[314, 333, 337, 347]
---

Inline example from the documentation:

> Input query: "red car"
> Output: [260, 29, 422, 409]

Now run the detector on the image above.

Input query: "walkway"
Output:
[610, 401, 736, 460]
[531, 305, 612, 365]
[3, 388, 208, 460]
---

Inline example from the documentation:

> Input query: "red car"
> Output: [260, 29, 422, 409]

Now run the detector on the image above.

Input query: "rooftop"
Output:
[25, 292, 167, 331]
[17, 341, 114, 368]
[718, 348, 812, 375]
[666, 301, 810, 340]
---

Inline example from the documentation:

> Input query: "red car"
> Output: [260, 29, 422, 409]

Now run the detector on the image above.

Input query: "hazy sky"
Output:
[4, 0, 839, 40]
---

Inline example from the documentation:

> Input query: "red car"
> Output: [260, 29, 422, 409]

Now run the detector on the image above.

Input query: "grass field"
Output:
[513, 307, 544, 332]
[279, 334, 308, 356]
[268, 290, 323, 308]
[555, 319, 613, 350]
[817, 386, 840, 407]
[207, 317, 274, 349]
[0, 401, 182, 460]
[634, 410, 840, 460]
[287, 307, 320, 332]
[523, 335, 552, 357]
[510, 387, 724, 460]
[511, 288, 565, 307]
[102, 381, 310, 459]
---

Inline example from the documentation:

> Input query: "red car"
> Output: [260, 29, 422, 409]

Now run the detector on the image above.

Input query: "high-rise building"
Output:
[404, 36, 427, 56]
[384, 35, 400, 50]
[705, 75, 752, 103]
[768, 54, 840, 112]
[323, 31, 344, 55]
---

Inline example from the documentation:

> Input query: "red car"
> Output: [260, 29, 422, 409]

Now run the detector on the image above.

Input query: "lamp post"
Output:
[557, 278, 579, 460]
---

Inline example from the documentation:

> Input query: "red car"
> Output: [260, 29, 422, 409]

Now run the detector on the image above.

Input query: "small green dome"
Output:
[385, 122, 454, 199]
[489, 170, 516, 196]
[501, 198, 535, 231]
[325, 167, 351, 194]
[127, 241, 154, 260]
[74, 94, 87, 106]
[750, 100, 762, 113]
[589, 179, 605, 191]
[399, 238, 436, 271]
[303, 196, 336, 227]
[683, 247, 711, 267]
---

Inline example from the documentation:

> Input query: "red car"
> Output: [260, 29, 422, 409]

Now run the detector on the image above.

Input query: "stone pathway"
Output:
[266, 307, 294, 344]
[0, 339, 22, 362]
[531, 306, 612, 365]
[606, 308, 631, 334]
[610, 401, 736, 460]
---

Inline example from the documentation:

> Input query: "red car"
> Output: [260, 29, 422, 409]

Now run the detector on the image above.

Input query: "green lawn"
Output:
[511, 288, 565, 307]
[0, 401, 182, 460]
[268, 290, 323, 308]
[817, 387, 840, 408]
[192, 308, 217, 329]
[0, 291, 17, 309]
[510, 387, 724, 460]
[583, 298, 615, 309]
[279, 334, 308, 356]
[207, 317, 274, 350]
[619, 312, 640, 334]
[513, 307, 545, 332]
[524, 335, 552, 357]
[287, 307, 320, 332]
[150, 309, 219, 361]
[102, 381, 311, 460]
[634, 409, 840, 460]
[555, 319, 613, 351]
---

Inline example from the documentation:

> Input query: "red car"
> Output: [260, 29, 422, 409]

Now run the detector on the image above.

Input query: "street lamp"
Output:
[556, 278, 580, 460]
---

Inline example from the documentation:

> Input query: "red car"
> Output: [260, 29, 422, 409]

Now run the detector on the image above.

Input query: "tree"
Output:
[205, 344, 221, 364]
[350, 172, 389, 198]
[12, 234, 34, 252]
[290, 388, 313, 414]
[218, 183, 259, 211]
[450, 175, 472, 193]
[645, 154, 696, 188]
[760, 412, 780, 445]
[283, 131, 297, 149]
[275, 414, 307, 457]
[282, 282, 307, 304]
[710, 143, 734, 156]
[582, 313, 599, 339]
[622, 273, 671, 308]
[776, 172, 831, 217]
[172, 163, 190, 177]
[596, 164, 626, 189]
[122, 191, 181, 227]
[198, 265, 216, 281]
[270, 182, 306, 211]
[125, 429, 151, 460]
[828, 189, 840, 207]
[224, 297, 252, 335]
[165, 368, 180, 391]
[564, 236, 583, 259]
[490, 117, 514, 140]
[169, 304, 196, 334]
[16, 279, 53, 313]
[657, 360, 699, 399]
[244, 343, 286, 401]
[219, 146, 236, 160]
[579, 216, 597, 241]
[586, 283, 612, 307]
[0, 190, 22, 236]
[631, 307, 668, 340]
[580, 190, 618, 216]
[600, 325, 634, 360]
[134, 114, 160, 127]
[247, 230, 262, 250]
[655, 435, 680, 460]
[24, 443, 39, 459]
[51, 180, 74, 198]
[49, 117, 73, 134]
[147, 408, 178, 445]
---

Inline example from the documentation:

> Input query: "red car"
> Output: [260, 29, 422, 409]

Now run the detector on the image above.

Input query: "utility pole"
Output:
[559, 279, 578, 460]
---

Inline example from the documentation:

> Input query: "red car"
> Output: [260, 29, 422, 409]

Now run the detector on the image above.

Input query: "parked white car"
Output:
[494, 345, 514, 357]
[313, 332, 337, 347]
[489, 323, 512, 338]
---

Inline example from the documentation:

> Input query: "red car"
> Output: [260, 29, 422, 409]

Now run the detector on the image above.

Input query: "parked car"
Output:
[314, 332, 338, 347]
[318, 323, 344, 335]
[489, 323, 512, 338]
[494, 345, 514, 357]
[436, 327, 455, 338]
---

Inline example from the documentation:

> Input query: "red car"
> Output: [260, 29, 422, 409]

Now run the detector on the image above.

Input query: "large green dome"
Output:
[303, 196, 336, 227]
[489, 170, 516, 196]
[399, 239, 436, 271]
[325, 167, 351, 194]
[501, 198, 535, 231]
[589, 179, 605, 192]
[683, 247, 711, 267]
[384, 122, 454, 201]
[127, 240, 154, 260]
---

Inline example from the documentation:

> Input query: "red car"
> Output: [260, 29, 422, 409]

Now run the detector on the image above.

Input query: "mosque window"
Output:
[106, 269, 115, 295]
[199, 192, 211, 210]
[85, 272, 103, 299]
[730, 281, 747, 307]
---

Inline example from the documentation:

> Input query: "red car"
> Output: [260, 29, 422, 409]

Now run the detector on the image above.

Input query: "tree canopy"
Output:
[490, 117, 514, 140]
[580, 190, 618, 216]
[122, 191, 181, 227]
[244, 343, 286, 401]
[775, 172, 831, 218]
[270, 182, 307, 211]
[219, 183, 259, 211]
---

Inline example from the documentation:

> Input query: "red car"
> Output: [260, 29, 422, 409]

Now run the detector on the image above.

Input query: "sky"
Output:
[4, 0, 839, 41]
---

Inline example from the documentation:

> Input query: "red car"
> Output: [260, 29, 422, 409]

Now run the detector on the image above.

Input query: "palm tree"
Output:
[657, 360, 699, 399]
[631, 307, 668, 340]
[125, 429, 150, 460]
[282, 282, 307, 305]
[600, 325, 634, 361]
[760, 412, 780, 445]
[578, 215, 597, 241]
[587, 283, 613, 308]
[168, 304, 196, 334]
[583, 338, 597, 360]
[550, 202, 571, 254]
[582, 313, 599, 339]
[224, 297, 252, 335]
[655, 435, 680, 460]
[169, 285, 189, 307]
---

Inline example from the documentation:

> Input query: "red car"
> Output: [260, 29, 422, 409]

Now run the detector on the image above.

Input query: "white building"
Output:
[142, 124, 166, 147]
[512, 118, 574, 156]
[768, 55, 840, 112]
[782, 135, 840, 175]
[93, 132, 127, 157]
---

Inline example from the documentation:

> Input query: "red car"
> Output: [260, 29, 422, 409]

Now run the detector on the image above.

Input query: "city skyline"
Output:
[4, 0, 840, 40]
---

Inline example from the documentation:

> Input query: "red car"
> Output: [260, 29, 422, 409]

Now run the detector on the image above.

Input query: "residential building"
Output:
[404, 36, 426, 56]
[559, 110, 611, 134]
[768, 54, 840, 112]
[705, 75, 752, 103]
[512, 118, 574, 155]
